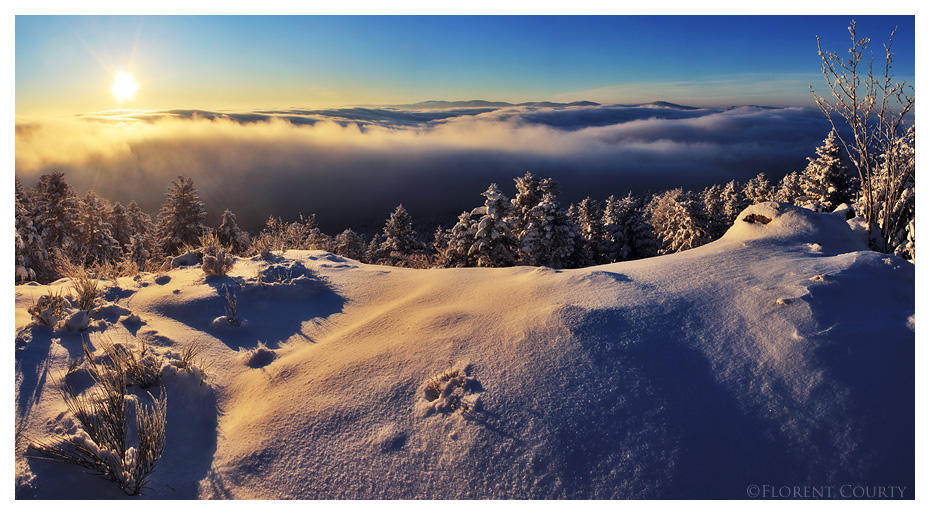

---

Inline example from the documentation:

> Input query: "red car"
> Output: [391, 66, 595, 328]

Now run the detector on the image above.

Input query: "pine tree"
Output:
[798, 130, 853, 212]
[569, 197, 605, 265]
[76, 191, 122, 265]
[437, 212, 477, 267]
[15, 193, 48, 283]
[127, 234, 152, 268]
[700, 184, 729, 240]
[333, 228, 366, 261]
[518, 192, 577, 268]
[376, 204, 423, 263]
[774, 171, 805, 206]
[156, 176, 208, 256]
[33, 172, 82, 259]
[468, 183, 517, 267]
[743, 173, 774, 205]
[721, 180, 747, 222]
[602, 193, 659, 261]
[509, 172, 556, 241]
[215, 209, 251, 254]
[647, 189, 710, 255]
[109, 202, 134, 252]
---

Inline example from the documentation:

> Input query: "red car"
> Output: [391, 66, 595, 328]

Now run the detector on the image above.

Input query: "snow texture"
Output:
[14, 203, 913, 499]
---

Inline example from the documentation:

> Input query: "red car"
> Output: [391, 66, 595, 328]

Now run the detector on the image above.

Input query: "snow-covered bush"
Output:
[200, 234, 235, 277]
[29, 343, 167, 496]
[28, 291, 68, 327]
[97, 337, 164, 389]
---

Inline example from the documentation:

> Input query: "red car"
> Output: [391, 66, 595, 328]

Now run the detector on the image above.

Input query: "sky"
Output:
[15, 15, 915, 115]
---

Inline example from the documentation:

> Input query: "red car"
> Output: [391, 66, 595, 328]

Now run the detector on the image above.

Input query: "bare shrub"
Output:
[28, 343, 167, 496]
[28, 289, 68, 327]
[811, 19, 915, 255]
[70, 269, 101, 311]
[223, 286, 240, 326]
[97, 336, 163, 389]
[176, 339, 211, 385]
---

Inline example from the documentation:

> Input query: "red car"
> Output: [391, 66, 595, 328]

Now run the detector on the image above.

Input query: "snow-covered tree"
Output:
[468, 183, 517, 267]
[215, 209, 251, 254]
[76, 191, 122, 265]
[509, 171, 556, 241]
[700, 184, 730, 240]
[647, 189, 710, 255]
[798, 130, 853, 212]
[774, 171, 805, 206]
[742, 173, 774, 205]
[375, 204, 423, 263]
[33, 172, 82, 258]
[436, 212, 477, 268]
[15, 192, 48, 283]
[156, 176, 208, 256]
[518, 192, 577, 268]
[569, 197, 605, 265]
[601, 193, 657, 262]
[332, 228, 367, 261]
[127, 233, 152, 268]
[721, 180, 747, 222]
[108, 202, 134, 252]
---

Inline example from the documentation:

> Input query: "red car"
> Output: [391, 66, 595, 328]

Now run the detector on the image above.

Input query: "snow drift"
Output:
[14, 203, 914, 499]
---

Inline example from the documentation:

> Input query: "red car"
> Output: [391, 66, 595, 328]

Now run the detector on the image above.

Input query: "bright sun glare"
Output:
[110, 71, 139, 102]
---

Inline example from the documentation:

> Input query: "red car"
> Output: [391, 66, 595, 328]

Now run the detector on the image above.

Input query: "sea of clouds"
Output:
[15, 102, 834, 233]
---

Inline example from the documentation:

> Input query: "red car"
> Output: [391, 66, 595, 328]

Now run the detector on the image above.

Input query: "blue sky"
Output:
[15, 15, 915, 114]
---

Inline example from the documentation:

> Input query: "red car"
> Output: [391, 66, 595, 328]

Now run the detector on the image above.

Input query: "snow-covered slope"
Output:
[14, 203, 914, 499]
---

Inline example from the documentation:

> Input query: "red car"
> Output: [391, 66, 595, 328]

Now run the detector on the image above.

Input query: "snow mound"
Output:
[722, 202, 867, 254]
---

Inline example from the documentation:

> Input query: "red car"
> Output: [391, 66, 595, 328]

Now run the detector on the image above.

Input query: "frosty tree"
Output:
[375, 204, 423, 263]
[15, 192, 48, 283]
[775, 171, 805, 206]
[812, 19, 915, 255]
[601, 193, 657, 262]
[437, 211, 477, 268]
[509, 171, 556, 241]
[333, 228, 367, 261]
[721, 180, 747, 223]
[33, 172, 82, 259]
[468, 183, 517, 267]
[156, 176, 208, 256]
[700, 184, 729, 240]
[742, 173, 774, 206]
[518, 192, 577, 268]
[798, 130, 853, 212]
[76, 191, 123, 265]
[648, 189, 710, 255]
[216, 209, 251, 254]
[569, 197, 605, 265]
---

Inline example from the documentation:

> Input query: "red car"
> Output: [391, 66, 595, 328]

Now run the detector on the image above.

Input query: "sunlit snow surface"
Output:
[15, 203, 914, 499]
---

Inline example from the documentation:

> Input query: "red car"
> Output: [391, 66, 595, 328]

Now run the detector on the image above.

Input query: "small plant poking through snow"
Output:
[70, 268, 101, 311]
[224, 286, 240, 326]
[97, 336, 163, 389]
[418, 364, 482, 417]
[28, 343, 167, 496]
[28, 290, 68, 327]
[175, 339, 211, 385]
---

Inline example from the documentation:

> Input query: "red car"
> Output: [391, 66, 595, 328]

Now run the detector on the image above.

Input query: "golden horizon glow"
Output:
[110, 71, 139, 103]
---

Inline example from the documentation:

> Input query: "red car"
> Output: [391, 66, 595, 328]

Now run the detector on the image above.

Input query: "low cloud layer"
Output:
[15, 102, 833, 233]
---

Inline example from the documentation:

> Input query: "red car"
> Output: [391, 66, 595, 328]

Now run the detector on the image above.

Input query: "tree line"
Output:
[18, 125, 912, 285]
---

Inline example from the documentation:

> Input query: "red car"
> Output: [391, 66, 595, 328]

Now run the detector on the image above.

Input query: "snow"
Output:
[14, 203, 914, 499]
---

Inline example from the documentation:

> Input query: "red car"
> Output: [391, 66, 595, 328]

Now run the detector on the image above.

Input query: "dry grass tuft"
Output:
[28, 342, 167, 496]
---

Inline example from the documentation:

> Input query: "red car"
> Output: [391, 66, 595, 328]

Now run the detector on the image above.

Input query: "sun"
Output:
[110, 71, 139, 102]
